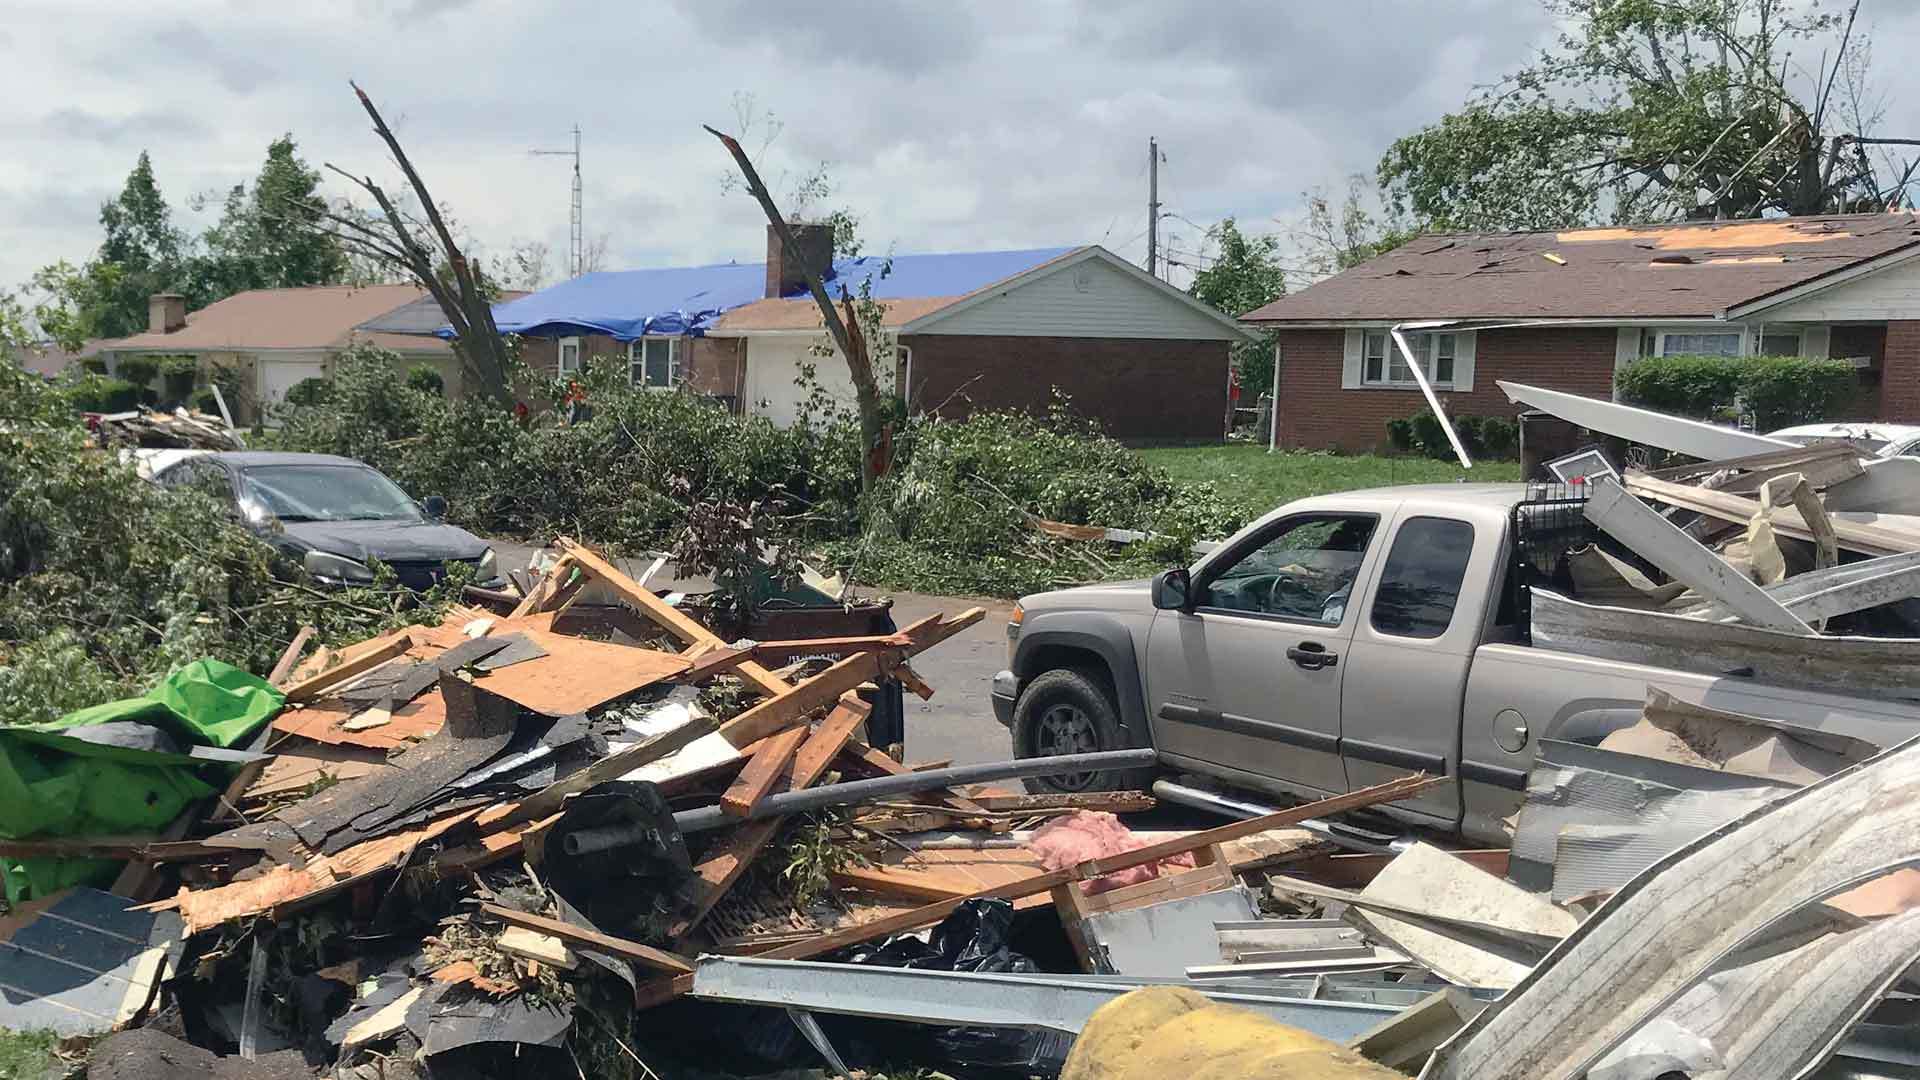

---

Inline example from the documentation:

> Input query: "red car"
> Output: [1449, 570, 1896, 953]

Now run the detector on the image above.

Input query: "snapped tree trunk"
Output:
[705, 124, 885, 493]
[327, 83, 516, 408]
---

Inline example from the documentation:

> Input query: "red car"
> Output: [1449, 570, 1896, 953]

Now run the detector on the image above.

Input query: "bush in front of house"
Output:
[406, 363, 446, 397]
[63, 374, 142, 413]
[1387, 409, 1518, 461]
[1614, 353, 1858, 430]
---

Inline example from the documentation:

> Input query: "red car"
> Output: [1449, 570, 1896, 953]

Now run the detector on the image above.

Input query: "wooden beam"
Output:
[509, 555, 576, 618]
[282, 632, 413, 704]
[1626, 472, 1920, 557]
[480, 903, 692, 975]
[676, 646, 754, 684]
[554, 537, 792, 697]
[748, 634, 913, 666]
[267, 626, 316, 688]
[716, 649, 898, 748]
[668, 699, 870, 941]
[637, 773, 1442, 1007]
[719, 724, 809, 818]
[893, 663, 935, 701]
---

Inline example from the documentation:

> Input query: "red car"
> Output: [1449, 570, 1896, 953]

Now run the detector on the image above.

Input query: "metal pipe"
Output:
[674, 749, 1159, 835]
[561, 822, 661, 857]
[1151, 779, 1402, 856]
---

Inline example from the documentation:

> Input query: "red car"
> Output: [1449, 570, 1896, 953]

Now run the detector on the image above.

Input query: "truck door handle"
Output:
[1287, 642, 1338, 670]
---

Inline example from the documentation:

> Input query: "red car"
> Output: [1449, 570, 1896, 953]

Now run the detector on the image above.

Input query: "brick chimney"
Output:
[148, 293, 186, 334]
[765, 222, 835, 299]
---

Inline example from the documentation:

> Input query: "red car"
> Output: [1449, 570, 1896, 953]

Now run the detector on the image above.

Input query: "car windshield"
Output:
[242, 465, 423, 524]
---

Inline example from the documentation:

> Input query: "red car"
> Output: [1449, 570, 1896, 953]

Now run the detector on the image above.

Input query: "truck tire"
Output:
[1013, 667, 1158, 794]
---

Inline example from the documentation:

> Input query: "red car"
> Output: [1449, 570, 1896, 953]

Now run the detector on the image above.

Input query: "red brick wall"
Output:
[900, 334, 1230, 441]
[1273, 327, 1618, 452]
[684, 337, 745, 406]
[1883, 321, 1920, 422]
[1828, 324, 1885, 420]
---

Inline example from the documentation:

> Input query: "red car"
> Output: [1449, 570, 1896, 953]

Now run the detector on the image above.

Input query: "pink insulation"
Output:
[1027, 810, 1197, 895]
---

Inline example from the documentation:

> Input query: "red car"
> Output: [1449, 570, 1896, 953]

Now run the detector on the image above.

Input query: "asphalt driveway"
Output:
[491, 541, 1017, 767]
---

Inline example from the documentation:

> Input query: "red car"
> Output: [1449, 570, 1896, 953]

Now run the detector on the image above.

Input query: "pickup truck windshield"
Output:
[1203, 515, 1376, 624]
[242, 465, 424, 524]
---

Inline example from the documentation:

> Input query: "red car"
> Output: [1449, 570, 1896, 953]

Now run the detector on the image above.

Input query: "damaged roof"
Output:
[1241, 213, 1920, 323]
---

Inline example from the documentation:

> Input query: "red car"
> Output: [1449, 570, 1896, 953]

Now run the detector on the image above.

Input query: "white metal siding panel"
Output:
[1756, 258, 1920, 322]
[914, 258, 1241, 340]
[1452, 331, 1477, 392]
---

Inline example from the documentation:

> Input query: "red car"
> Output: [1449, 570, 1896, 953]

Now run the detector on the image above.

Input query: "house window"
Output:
[1658, 331, 1742, 357]
[558, 337, 581, 376]
[1364, 331, 1457, 388]
[1757, 332, 1802, 357]
[629, 337, 677, 389]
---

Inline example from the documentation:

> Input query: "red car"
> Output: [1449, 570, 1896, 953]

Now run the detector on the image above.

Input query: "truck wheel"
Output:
[1013, 668, 1157, 795]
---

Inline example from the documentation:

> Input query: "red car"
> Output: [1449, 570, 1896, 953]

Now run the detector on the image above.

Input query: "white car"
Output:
[1767, 422, 1920, 460]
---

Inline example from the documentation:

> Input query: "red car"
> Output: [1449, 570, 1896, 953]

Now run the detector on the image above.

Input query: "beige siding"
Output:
[913, 257, 1242, 340]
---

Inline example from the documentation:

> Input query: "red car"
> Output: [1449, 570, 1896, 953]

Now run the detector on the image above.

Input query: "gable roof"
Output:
[98, 284, 450, 353]
[1242, 213, 1920, 324]
[353, 290, 528, 336]
[488, 247, 1080, 340]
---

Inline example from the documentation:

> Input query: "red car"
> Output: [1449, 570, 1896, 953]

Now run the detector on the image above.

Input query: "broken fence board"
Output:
[282, 631, 414, 704]
[266, 626, 316, 688]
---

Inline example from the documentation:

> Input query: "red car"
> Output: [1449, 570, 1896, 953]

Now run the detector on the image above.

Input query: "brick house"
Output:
[1240, 213, 1920, 452]
[488, 225, 1252, 441]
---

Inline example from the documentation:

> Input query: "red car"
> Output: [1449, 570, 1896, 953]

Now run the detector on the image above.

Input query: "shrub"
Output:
[1736, 356, 1859, 430]
[1384, 416, 1414, 453]
[284, 376, 333, 408]
[114, 356, 160, 389]
[1615, 353, 1857, 429]
[406, 363, 446, 397]
[1389, 408, 1520, 461]
[64, 374, 141, 413]
[1479, 416, 1518, 456]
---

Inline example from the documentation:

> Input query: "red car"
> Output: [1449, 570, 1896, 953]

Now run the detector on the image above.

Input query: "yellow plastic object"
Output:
[1061, 986, 1409, 1080]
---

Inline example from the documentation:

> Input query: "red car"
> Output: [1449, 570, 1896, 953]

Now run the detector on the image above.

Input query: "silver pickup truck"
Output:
[994, 482, 1920, 845]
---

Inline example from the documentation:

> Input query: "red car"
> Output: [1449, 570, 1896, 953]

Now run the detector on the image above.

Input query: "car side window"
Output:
[160, 461, 234, 501]
[1370, 516, 1475, 639]
[1199, 514, 1377, 625]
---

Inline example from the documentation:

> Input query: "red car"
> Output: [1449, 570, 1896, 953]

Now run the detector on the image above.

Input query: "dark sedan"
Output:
[149, 451, 504, 590]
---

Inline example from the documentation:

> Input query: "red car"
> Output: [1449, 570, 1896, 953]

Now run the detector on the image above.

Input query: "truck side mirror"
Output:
[1152, 567, 1194, 611]
[421, 495, 448, 520]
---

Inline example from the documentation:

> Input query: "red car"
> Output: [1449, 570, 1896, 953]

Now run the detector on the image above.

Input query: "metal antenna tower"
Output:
[530, 125, 583, 277]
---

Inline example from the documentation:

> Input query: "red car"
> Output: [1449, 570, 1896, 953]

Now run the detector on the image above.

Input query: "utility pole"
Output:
[1146, 136, 1161, 278]
[531, 125, 583, 278]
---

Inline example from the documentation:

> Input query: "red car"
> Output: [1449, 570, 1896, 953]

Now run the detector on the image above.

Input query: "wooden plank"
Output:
[893, 663, 935, 701]
[677, 646, 754, 684]
[748, 634, 913, 666]
[480, 903, 693, 975]
[1583, 480, 1811, 633]
[509, 555, 576, 618]
[830, 865, 980, 903]
[719, 725, 809, 818]
[717, 649, 901, 748]
[1644, 441, 1862, 487]
[668, 699, 871, 941]
[282, 632, 414, 704]
[496, 926, 579, 970]
[1626, 472, 1920, 557]
[267, 626, 317, 688]
[553, 537, 792, 697]
[635, 773, 1442, 1007]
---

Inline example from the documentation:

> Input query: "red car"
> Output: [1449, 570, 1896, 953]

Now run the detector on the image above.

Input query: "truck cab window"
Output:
[1370, 516, 1474, 638]
[1200, 514, 1376, 624]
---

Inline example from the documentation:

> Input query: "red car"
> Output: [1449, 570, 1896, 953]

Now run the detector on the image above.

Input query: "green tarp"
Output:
[0, 659, 285, 903]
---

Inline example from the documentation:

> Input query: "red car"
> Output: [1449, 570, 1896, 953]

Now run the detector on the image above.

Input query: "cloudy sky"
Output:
[5, 0, 1918, 294]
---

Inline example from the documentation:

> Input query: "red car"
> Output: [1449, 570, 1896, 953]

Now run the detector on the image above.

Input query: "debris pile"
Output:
[86, 407, 246, 451]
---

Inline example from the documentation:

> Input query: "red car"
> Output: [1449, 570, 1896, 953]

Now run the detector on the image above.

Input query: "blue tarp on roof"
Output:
[479, 246, 1077, 341]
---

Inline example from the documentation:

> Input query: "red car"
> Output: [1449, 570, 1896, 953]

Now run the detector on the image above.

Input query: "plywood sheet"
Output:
[244, 743, 391, 801]
[466, 627, 687, 715]
[861, 848, 1055, 911]
[272, 692, 446, 750]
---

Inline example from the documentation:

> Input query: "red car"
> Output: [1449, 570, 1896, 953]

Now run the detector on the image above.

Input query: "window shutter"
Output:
[1451, 331, 1476, 392]
[1803, 325, 1830, 359]
[1342, 329, 1364, 389]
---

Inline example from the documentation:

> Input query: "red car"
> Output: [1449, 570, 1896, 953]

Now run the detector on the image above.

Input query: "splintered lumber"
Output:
[282, 631, 414, 704]
[894, 663, 935, 701]
[1644, 441, 1864, 491]
[496, 926, 579, 970]
[677, 646, 755, 684]
[748, 634, 913, 666]
[267, 626, 317, 688]
[509, 555, 577, 618]
[553, 537, 791, 697]
[669, 698, 871, 941]
[720, 724, 809, 818]
[638, 773, 1442, 1006]
[481, 903, 692, 975]
[1625, 472, 1920, 557]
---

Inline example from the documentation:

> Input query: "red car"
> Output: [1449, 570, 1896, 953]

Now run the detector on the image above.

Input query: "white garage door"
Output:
[743, 338, 859, 428]
[260, 358, 328, 411]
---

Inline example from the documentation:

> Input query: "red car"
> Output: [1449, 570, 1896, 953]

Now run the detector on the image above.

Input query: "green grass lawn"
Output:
[1139, 444, 1522, 514]
[0, 1028, 57, 1080]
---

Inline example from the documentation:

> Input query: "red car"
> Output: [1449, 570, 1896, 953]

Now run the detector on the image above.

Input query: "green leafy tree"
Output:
[1300, 175, 1417, 273]
[58, 152, 190, 339]
[1380, 0, 1903, 230]
[191, 135, 348, 298]
[1188, 219, 1286, 398]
